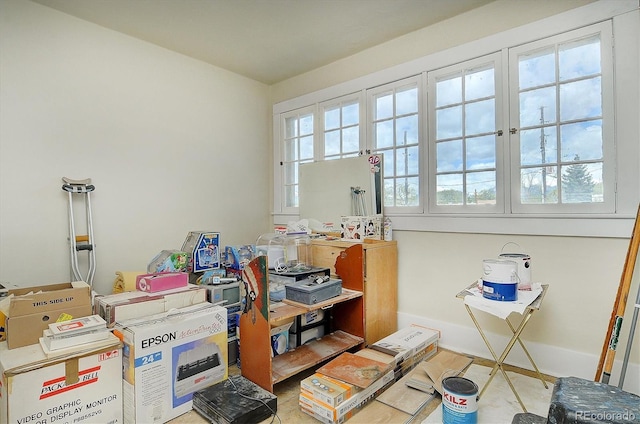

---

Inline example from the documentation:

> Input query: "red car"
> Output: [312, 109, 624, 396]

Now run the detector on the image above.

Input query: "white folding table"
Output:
[456, 282, 549, 412]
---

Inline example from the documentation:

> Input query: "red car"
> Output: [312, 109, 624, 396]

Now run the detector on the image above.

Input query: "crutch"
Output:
[62, 177, 96, 288]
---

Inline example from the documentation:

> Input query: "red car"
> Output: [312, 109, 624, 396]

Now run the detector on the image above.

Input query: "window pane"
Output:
[465, 99, 495, 136]
[395, 176, 419, 206]
[396, 87, 418, 115]
[559, 36, 601, 81]
[519, 47, 555, 90]
[466, 135, 495, 170]
[343, 102, 359, 126]
[376, 93, 393, 120]
[381, 149, 394, 178]
[521, 167, 558, 204]
[436, 75, 462, 107]
[396, 146, 419, 176]
[437, 140, 463, 172]
[284, 162, 296, 185]
[560, 120, 602, 162]
[520, 128, 558, 165]
[300, 135, 313, 159]
[343, 126, 359, 153]
[375, 120, 394, 149]
[437, 174, 463, 205]
[384, 178, 395, 205]
[300, 114, 313, 135]
[285, 184, 297, 208]
[561, 162, 602, 203]
[324, 129, 340, 156]
[520, 87, 556, 127]
[466, 67, 495, 101]
[396, 115, 418, 145]
[559, 77, 601, 121]
[285, 117, 297, 138]
[284, 138, 297, 161]
[325, 107, 340, 130]
[437, 105, 463, 139]
[467, 171, 496, 205]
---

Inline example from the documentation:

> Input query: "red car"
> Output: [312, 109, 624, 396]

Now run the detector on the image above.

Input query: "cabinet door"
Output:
[362, 243, 398, 344]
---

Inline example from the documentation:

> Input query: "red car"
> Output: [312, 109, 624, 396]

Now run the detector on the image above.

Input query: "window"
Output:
[320, 95, 361, 160]
[272, 2, 638, 237]
[281, 107, 314, 208]
[509, 23, 614, 214]
[368, 77, 421, 210]
[428, 54, 502, 213]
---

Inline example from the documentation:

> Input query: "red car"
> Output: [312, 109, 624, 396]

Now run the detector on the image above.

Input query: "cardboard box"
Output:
[299, 369, 394, 421]
[182, 231, 220, 273]
[115, 303, 228, 424]
[340, 215, 383, 240]
[300, 372, 356, 407]
[370, 324, 440, 367]
[0, 335, 123, 424]
[0, 281, 93, 349]
[94, 283, 207, 327]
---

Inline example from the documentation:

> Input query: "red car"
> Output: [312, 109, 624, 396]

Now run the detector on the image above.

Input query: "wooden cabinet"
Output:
[239, 239, 397, 393]
[311, 239, 398, 345]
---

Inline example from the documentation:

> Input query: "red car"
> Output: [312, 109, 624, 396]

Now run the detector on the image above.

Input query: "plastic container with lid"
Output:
[255, 232, 313, 273]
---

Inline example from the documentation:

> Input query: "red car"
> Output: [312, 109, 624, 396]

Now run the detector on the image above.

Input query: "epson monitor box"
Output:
[115, 303, 228, 424]
[0, 335, 123, 424]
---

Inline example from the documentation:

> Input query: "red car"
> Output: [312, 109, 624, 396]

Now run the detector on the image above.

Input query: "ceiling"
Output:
[31, 0, 495, 85]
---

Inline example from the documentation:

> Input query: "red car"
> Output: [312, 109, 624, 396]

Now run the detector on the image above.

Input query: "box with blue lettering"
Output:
[114, 302, 228, 424]
[0, 333, 123, 424]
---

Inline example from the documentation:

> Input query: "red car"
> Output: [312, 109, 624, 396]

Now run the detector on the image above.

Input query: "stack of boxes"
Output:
[0, 281, 124, 424]
[367, 324, 440, 380]
[298, 324, 439, 423]
[298, 353, 395, 424]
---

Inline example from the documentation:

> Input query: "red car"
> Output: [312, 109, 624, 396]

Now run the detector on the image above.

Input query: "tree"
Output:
[562, 154, 595, 203]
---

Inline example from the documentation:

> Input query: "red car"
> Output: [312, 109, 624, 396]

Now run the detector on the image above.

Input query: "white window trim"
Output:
[272, 1, 639, 238]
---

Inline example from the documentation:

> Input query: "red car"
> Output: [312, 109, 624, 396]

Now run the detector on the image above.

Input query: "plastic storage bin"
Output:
[255, 233, 313, 273]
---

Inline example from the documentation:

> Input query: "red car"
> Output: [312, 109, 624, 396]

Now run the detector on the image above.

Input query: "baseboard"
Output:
[398, 311, 640, 396]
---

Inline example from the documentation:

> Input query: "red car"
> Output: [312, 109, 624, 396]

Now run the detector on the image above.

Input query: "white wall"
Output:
[271, 0, 640, 394]
[0, 0, 272, 295]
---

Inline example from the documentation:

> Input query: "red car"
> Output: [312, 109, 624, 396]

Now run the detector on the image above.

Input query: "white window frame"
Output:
[508, 22, 615, 214]
[367, 76, 423, 214]
[275, 105, 316, 215]
[272, 2, 639, 238]
[319, 92, 365, 160]
[427, 52, 505, 214]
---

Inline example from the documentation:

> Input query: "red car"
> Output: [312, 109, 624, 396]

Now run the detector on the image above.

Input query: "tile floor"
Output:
[170, 350, 556, 424]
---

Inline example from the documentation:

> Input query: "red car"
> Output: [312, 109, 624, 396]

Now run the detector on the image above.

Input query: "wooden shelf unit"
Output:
[239, 239, 398, 393]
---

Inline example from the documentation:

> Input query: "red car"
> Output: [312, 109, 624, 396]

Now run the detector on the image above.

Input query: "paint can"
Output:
[442, 376, 479, 424]
[482, 259, 518, 301]
[499, 252, 531, 285]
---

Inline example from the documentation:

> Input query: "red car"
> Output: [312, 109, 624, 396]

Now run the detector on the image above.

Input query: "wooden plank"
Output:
[350, 400, 412, 424]
[596, 203, 640, 384]
[376, 367, 436, 415]
[270, 330, 363, 384]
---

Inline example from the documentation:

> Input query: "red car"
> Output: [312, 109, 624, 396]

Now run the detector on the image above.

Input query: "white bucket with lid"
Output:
[499, 242, 532, 287]
[482, 259, 518, 301]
